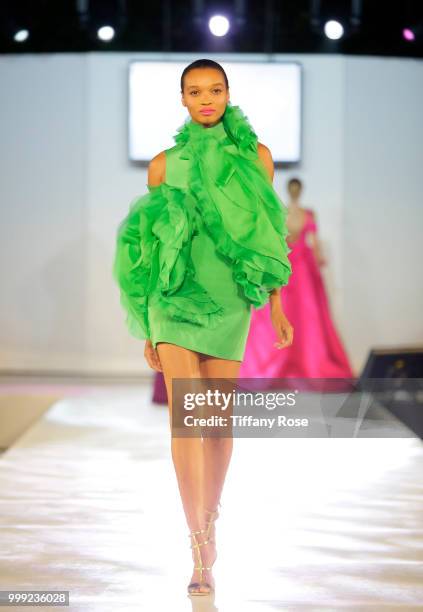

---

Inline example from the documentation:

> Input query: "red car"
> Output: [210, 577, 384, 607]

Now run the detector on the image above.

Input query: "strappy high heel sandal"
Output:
[187, 528, 215, 596]
[204, 501, 221, 542]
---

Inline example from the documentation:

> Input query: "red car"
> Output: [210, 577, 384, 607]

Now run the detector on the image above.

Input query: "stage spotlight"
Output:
[97, 25, 115, 42]
[208, 15, 230, 37]
[324, 20, 344, 40]
[402, 22, 423, 43]
[13, 29, 29, 43]
[77, 0, 126, 44]
[403, 28, 415, 42]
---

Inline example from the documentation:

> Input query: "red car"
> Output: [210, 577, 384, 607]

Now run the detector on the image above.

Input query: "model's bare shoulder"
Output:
[257, 142, 274, 182]
[148, 150, 166, 187]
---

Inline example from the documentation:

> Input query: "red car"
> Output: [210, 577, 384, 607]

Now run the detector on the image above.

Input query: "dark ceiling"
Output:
[0, 0, 422, 58]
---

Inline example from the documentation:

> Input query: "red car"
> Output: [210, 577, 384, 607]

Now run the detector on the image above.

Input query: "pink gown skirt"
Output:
[239, 209, 354, 384]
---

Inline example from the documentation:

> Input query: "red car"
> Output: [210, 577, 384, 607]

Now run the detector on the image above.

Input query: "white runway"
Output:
[0, 381, 422, 611]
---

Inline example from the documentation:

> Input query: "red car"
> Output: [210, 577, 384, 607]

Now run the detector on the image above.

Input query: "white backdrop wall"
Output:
[343, 57, 423, 366]
[0, 52, 422, 376]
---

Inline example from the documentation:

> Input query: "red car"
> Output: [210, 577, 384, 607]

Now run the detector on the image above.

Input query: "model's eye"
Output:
[189, 88, 222, 96]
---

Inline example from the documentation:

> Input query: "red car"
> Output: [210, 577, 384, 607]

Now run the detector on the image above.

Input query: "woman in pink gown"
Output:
[239, 177, 354, 386]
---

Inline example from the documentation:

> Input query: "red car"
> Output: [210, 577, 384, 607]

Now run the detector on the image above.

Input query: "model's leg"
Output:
[156, 342, 215, 594]
[199, 357, 241, 536]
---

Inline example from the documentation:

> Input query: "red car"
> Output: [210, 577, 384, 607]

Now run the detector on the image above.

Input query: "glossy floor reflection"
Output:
[0, 382, 422, 611]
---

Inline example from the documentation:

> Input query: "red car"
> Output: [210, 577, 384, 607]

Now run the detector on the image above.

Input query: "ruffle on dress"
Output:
[113, 102, 292, 341]
[113, 182, 224, 341]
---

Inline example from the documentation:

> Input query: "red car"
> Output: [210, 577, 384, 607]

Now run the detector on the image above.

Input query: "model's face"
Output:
[288, 183, 302, 199]
[181, 67, 230, 127]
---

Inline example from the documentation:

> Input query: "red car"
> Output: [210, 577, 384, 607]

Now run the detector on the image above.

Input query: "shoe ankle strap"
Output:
[189, 528, 206, 537]
[205, 501, 222, 514]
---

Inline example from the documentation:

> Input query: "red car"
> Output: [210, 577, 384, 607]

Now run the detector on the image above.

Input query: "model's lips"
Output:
[200, 108, 215, 115]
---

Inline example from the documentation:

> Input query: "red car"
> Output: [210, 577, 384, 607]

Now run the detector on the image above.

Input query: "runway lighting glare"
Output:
[97, 25, 115, 42]
[403, 28, 415, 41]
[324, 20, 344, 40]
[208, 15, 230, 37]
[14, 29, 29, 43]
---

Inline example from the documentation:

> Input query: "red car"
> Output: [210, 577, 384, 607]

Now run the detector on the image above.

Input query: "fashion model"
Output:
[240, 177, 354, 382]
[113, 59, 293, 596]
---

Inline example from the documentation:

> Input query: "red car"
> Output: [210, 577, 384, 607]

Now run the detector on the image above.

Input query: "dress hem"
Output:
[152, 337, 243, 362]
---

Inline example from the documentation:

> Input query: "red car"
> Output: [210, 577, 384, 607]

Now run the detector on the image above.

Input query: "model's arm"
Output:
[148, 151, 166, 187]
[144, 151, 166, 371]
[257, 142, 293, 349]
[257, 142, 274, 182]
[257, 142, 280, 309]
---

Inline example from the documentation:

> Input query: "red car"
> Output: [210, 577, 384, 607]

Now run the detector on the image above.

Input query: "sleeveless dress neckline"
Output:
[182, 117, 230, 155]
[187, 117, 225, 137]
[287, 209, 312, 246]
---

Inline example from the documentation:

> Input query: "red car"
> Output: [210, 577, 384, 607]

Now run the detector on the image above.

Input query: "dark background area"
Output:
[0, 0, 422, 58]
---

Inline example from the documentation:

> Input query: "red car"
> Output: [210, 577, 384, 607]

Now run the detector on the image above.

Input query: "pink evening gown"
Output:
[152, 371, 167, 404]
[238, 208, 354, 386]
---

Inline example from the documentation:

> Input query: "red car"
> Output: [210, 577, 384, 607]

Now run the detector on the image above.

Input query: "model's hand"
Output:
[144, 339, 163, 371]
[271, 307, 294, 349]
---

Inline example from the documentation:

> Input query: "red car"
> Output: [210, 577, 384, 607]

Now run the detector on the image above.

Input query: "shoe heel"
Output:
[187, 528, 215, 596]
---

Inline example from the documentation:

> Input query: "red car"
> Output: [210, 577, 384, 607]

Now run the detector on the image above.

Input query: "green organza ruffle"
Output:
[178, 103, 292, 308]
[113, 102, 292, 341]
[113, 183, 224, 340]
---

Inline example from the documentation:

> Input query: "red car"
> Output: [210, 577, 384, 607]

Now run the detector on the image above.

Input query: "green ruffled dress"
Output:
[113, 103, 292, 361]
